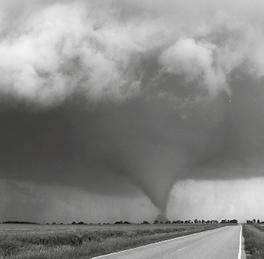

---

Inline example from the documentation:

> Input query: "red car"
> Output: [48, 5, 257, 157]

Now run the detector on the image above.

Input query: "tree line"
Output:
[1, 219, 239, 225]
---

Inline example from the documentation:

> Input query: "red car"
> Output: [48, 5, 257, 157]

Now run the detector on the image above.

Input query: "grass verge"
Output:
[243, 224, 264, 258]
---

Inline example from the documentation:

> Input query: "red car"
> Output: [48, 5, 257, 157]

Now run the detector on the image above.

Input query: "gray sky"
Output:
[1, 0, 264, 222]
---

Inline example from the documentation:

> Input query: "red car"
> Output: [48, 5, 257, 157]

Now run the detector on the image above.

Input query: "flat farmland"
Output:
[0, 223, 224, 259]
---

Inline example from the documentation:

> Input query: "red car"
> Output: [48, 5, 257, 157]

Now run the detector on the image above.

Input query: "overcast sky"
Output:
[1, 0, 264, 222]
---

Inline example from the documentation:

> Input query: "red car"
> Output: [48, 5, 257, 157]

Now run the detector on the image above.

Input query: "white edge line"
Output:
[238, 225, 242, 259]
[92, 226, 228, 259]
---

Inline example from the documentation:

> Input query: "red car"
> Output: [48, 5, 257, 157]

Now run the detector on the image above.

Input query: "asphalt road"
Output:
[94, 225, 242, 259]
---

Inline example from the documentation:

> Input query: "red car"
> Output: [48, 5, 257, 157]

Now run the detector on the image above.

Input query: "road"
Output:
[94, 225, 242, 259]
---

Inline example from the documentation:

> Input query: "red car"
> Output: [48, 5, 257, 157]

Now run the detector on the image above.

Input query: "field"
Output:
[0, 223, 223, 259]
[243, 224, 264, 258]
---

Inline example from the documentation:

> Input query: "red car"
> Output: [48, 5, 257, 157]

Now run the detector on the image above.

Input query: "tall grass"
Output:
[0, 224, 222, 259]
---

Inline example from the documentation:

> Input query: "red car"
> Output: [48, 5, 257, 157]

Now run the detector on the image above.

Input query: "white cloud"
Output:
[159, 38, 229, 96]
[0, 0, 264, 105]
[0, 1, 145, 105]
[167, 178, 264, 221]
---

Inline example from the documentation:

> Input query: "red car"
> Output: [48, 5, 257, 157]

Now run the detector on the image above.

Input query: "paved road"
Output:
[94, 225, 242, 259]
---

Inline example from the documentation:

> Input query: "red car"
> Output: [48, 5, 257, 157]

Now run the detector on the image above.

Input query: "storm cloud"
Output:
[1, 0, 264, 221]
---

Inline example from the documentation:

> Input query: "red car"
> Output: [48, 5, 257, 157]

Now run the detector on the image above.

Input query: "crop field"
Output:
[243, 224, 264, 259]
[0, 223, 223, 259]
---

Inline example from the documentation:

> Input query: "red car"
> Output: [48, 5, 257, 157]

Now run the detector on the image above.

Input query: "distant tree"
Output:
[3, 221, 38, 225]
[142, 221, 150, 224]
[154, 220, 159, 224]
[257, 219, 260, 224]
[72, 221, 77, 225]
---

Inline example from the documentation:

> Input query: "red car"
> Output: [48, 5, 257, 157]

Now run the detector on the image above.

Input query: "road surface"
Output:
[94, 225, 242, 259]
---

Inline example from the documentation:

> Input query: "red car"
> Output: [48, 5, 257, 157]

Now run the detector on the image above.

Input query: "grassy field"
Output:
[0, 223, 223, 259]
[243, 224, 264, 258]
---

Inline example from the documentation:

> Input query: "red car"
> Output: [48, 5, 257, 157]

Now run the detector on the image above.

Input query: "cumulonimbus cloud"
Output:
[2, 0, 264, 220]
